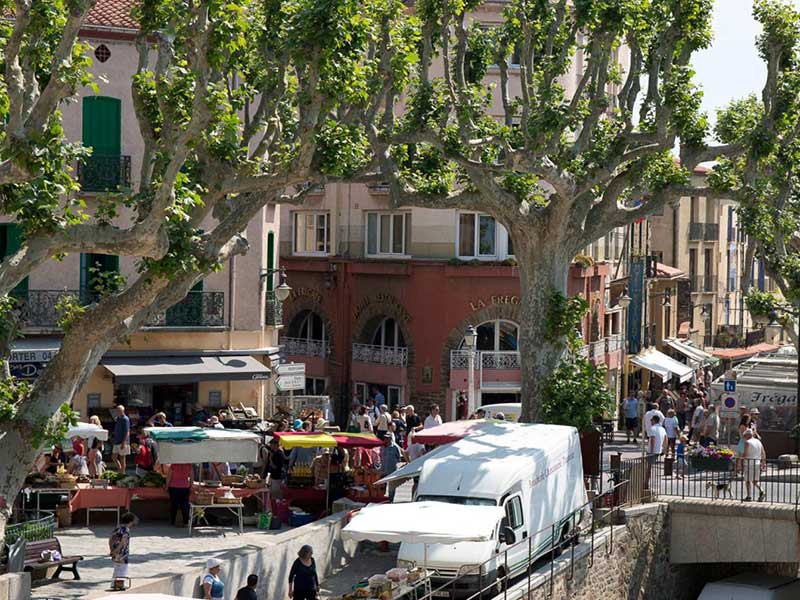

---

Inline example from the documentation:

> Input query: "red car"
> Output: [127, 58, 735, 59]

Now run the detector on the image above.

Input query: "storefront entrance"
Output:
[353, 382, 403, 409]
[114, 382, 198, 426]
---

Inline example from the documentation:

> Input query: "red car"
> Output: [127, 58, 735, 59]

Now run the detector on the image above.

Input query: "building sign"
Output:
[9, 349, 56, 380]
[469, 295, 520, 312]
[289, 287, 323, 304]
[353, 293, 412, 322]
[627, 258, 644, 355]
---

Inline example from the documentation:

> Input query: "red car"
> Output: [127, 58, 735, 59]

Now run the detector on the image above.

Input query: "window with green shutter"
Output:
[81, 96, 127, 191]
[80, 253, 119, 300]
[0, 224, 28, 298]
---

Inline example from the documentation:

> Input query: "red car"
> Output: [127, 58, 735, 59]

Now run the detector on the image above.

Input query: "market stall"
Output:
[65, 422, 109, 443]
[273, 431, 386, 519]
[411, 419, 487, 446]
[341, 502, 505, 600]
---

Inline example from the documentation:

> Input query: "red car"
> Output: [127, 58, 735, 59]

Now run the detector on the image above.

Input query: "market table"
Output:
[128, 486, 170, 502]
[21, 487, 74, 519]
[69, 485, 130, 526]
[188, 502, 244, 536]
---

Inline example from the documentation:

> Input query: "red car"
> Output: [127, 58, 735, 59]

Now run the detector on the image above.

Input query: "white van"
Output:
[698, 574, 800, 600]
[480, 403, 522, 422]
[388, 422, 586, 597]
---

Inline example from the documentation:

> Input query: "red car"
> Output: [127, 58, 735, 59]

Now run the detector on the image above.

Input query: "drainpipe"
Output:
[227, 255, 236, 403]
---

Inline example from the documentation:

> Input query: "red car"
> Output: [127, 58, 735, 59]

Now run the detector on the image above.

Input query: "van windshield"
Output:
[416, 495, 497, 506]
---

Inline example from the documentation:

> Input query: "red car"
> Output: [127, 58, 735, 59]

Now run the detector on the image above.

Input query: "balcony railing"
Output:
[704, 223, 720, 241]
[590, 340, 605, 361]
[605, 334, 623, 354]
[144, 291, 225, 327]
[13, 289, 224, 328]
[353, 343, 408, 367]
[690, 276, 717, 293]
[77, 154, 131, 192]
[481, 351, 521, 369]
[281, 336, 330, 358]
[265, 291, 283, 327]
[688, 222, 704, 241]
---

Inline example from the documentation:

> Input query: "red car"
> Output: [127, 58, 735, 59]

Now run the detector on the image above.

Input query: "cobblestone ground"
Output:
[31, 522, 284, 600]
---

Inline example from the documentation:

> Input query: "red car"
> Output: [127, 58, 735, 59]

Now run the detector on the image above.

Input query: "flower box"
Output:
[689, 457, 734, 472]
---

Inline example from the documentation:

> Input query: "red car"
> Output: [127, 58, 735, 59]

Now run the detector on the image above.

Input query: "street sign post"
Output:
[276, 363, 306, 376]
[720, 393, 738, 418]
[723, 379, 736, 393]
[275, 362, 306, 392]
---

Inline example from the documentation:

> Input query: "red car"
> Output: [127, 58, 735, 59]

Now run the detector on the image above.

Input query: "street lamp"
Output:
[260, 266, 292, 301]
[765, 310, 782, 342]
[617, 286, 631, 310]
[464, 325, 477, 417]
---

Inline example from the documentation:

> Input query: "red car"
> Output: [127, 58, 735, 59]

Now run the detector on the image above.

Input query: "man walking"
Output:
[622, 394, 639, 443]
[379, 432, 402, 501]
[424, 405, 442, 429]
[741, 429, 766, 502]
[112, 405, 131, 473]
[236, 574, 259, 600]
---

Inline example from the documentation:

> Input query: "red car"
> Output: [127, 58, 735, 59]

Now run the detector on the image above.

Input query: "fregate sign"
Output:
[469, 295, 520, 312]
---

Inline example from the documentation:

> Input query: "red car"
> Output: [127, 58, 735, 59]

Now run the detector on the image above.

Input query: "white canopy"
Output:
[664, 338, 719, 367]
[66, 422, 108, 442]
[94, 595, 195, 600]
[342, 501, 505, 544]
[631, 348, 694, 383]
[146, 427, 261, 464]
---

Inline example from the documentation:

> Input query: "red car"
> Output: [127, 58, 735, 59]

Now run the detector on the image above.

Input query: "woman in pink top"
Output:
[167, 463, 193, 527]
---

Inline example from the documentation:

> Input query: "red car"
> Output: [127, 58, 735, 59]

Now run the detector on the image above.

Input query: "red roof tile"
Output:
[709, 343, 780, 361]
[85, 0, 137, 30]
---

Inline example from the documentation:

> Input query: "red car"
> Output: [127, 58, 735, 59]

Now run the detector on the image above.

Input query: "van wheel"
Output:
[553, 523, 571, 557]
[493, 568, 506, 595]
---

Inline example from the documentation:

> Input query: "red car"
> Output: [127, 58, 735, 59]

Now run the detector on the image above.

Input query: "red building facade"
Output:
[280, 257, 623, 422]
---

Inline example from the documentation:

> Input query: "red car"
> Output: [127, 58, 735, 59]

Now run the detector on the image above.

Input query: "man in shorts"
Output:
[112, 405, 131, 473]
[741, 428, 766, 502]
[622, 394, 639, 443]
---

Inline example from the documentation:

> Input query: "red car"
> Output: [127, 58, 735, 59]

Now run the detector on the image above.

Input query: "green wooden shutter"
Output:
[82, 97, 121, 155]
[267, 232, 275, 291]
[80, 253, 119, 297]
[1, 224, 28, 297]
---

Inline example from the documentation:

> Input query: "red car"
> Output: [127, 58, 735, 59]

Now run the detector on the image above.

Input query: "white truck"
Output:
[385, 422, 586, 598]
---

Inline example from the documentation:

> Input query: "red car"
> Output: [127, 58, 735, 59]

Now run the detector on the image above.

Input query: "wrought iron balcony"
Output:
[265, 291, 283, 327]
[281, 336, 330, 358]
[353, 343, 408, 367]
[77, 154, 132, 192]
[449, 350, 521, 370]
[704, 223, 720, 241]
[144, 290, 225, 327]
[688, 222, 705, 241]
[13, 289, 88, 329]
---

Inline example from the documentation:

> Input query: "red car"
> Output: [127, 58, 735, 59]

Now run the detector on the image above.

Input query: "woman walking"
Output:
[203, 558, 225, 600]
[288, 545, 319, 600]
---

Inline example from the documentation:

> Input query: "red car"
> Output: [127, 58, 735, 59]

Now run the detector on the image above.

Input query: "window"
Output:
[372, 317, 406, 349]
[305, 377, 326, 396]
[80, 253, 120, 295]
[387, 385, 402, 408]
[294, 311, 326, 343]
[461, 320, 520, 351]
[293, 212, 330, 255]
[354, 382, 368, 403]
[366, 212, 411, 256]
[81, 96, 125, 192]
[457, 212, 514, 259]
[504, 496, 524, 529]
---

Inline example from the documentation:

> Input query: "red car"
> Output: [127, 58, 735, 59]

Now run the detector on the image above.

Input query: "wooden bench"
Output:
[23, 538, 82, 580]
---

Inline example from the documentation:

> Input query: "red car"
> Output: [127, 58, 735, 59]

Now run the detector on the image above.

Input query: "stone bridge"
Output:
[666, 497, 800, 563]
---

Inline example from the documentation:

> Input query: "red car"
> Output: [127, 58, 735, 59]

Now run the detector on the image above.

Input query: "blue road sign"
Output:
[724, 380, 736, 392]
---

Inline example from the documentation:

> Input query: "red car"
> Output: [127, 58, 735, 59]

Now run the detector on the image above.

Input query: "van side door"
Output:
[500, 494, 527, 578]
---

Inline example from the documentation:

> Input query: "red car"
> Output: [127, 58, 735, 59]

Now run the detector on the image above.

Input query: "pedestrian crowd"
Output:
[622, 371, 768, 502]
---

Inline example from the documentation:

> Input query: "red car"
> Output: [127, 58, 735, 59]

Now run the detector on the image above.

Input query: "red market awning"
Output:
[330, 432, 383, 448]
[413, 420, 487, 445]
[709, 343, 780, 361]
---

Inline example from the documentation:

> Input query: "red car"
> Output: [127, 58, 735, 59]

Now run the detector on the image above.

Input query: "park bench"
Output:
[23, 537, 82, 580]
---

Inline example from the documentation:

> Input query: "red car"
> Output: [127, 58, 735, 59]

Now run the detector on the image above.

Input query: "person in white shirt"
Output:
[741, 428, 766, 502]
[375, 405, 392, 437]
[663, 409, 680, 456]
[643, 403, 665, 438]
[356, 406, 373, 434]
[645, 415, 667, 490]
[690, 401, 705, 443]
[423, 405, 443, 429]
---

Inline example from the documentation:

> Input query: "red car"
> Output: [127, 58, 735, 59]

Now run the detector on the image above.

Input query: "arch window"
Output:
[371, 317, 406, 349]
[289, 310, 326, 343]
[460, 319, 519, 351]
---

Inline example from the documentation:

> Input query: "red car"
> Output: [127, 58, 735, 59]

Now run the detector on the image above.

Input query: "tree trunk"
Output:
[515, 233, 573, 423]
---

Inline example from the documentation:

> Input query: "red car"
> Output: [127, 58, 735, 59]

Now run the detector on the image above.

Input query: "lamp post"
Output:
[464, 325, 478, 417]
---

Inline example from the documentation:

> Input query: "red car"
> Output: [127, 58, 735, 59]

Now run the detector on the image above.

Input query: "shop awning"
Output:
[630, 348, 694, 383]
[272, 431, 337, 449]
[665, 338, 720, 367]
[145, 427, 261, 463]
[330, 432, 384, 448]
[101, 355, 269, 384]
[412, 420, 488, 445]
[342, 501, 505, 544]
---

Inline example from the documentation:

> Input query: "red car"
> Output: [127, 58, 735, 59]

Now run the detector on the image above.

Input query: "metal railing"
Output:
[4, 511, 56, 545]
[644, 455, 800, 505]
[13, 289, 87, 328]
[605, 334, 623, 354]
[144, 290, 225, 327]
[352, 343, 408, 366]
[704, 223, 720, 241]
[281, 336, 330, 358]
[413, 480, 630, 600]
[589, 340, 605, 362]
[77, 154, 131, 192]
[265, 291, 283, 327]
[450, 350, 521, 370]
[688, 222, 705, 241]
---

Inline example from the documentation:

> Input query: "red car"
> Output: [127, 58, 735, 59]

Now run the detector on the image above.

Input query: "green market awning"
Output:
[665, 338, 720, 367]
[101, 355, 270, 385]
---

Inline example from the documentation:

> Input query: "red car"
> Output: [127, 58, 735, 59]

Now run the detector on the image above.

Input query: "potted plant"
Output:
[688, 445, 736, 471]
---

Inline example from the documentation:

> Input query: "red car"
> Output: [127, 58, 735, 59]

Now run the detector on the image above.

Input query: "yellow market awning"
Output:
[275, 432, 337, 449]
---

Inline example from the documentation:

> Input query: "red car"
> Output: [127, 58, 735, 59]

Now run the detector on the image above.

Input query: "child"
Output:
[675, 435, 687, 479]
[109, 512, 138, 584]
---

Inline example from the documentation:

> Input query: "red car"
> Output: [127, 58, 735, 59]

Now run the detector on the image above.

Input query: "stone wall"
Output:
[0, 573, 29, 600]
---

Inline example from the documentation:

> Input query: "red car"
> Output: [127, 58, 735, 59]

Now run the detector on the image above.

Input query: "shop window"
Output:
[457, 212, 514, 259]
[371, 317, 406, 349]
[305, 377, 326, 396]
[366, 212, 411, 257]
[292, 212, 330, 255]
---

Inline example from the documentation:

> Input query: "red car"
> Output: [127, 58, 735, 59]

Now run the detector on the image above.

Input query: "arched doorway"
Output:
[352, 316, 410, 409]
[283, 309, 331, 396]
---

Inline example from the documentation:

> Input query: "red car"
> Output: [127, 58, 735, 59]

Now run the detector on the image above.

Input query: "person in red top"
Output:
[72, 437, 85, 457]
[166, 463, 193, 527]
